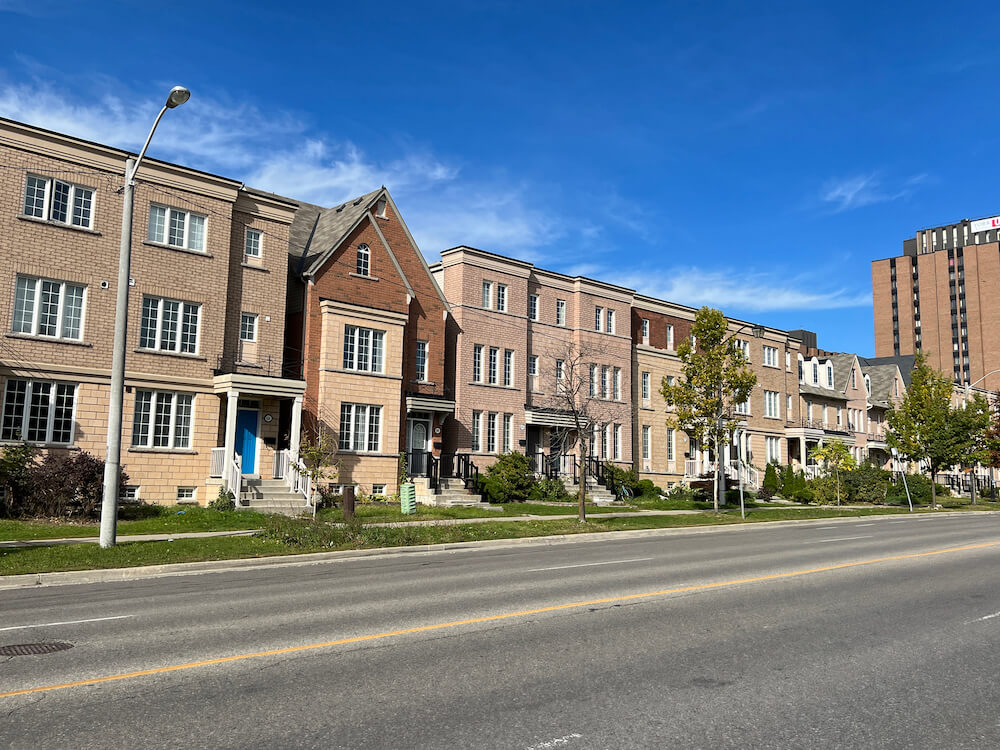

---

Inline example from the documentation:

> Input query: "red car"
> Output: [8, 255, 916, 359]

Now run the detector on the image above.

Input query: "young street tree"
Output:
[543, 340, 630, 522]
[661, 307, 757, 512]
[809, 440, 855, 505]
[886, 353, 986, 508]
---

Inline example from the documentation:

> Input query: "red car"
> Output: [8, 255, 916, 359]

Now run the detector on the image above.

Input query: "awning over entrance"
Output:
[405, 395, 456, 414]
[524, 407, 576, 429]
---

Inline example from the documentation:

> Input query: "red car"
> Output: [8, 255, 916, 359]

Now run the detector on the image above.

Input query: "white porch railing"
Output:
[209, 447, 225, 478]
[278, 449, 312, 506]
[684, 459, 704, 477]
[227, 452, 243, 501]
[273, 449, 289, 480]
[803, 465, 823, 480]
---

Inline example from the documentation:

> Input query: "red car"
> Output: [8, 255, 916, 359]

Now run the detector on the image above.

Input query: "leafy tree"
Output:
[886, 353, 979, 508]
[760, 463, 780, 500]
[953, 393, 991, 504]
[661, 307, 756, 511]
[0, 442, 35, 518]
[809, 440, 856, 505]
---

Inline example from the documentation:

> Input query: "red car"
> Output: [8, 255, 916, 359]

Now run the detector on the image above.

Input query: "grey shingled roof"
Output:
[826, 353, 858, 396]
[859, 355, 916, 388]
[287, 188, 385, 275]
[798, 382, 848, 401]
[861, 363, 900, 408]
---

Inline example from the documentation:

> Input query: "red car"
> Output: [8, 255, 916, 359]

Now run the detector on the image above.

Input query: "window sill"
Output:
[17, 214, 101, 236]
[134, 348, 207, 361]
[468, 382, 518, 390]
[349, 272, 379, 281]
[0, 440, 77, 450]
[143, 240, 213, 258]
[128, 447, 197, 455]
[5, 332, 92, 347]
[324, 368, 400, 380]
[241, 262, 269, 273]
[409, 380, 436, 386]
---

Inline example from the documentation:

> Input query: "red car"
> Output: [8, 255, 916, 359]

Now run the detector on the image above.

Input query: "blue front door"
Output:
[236, 409, 258, 474]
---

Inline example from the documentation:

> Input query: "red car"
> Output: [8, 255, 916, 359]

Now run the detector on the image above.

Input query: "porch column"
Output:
[289, 395, 303, 459]
[223, 390, 240, 490]
[799, 436, 806, 468]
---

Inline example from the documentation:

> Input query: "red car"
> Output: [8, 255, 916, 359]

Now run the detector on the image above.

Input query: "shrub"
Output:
[23, 451, 128, 519]
[528, 477, 569, 502]
[886, 474, 950, 505]
[725, 488, 757, 504]
[809, 476, 839, 504]
[0, 442, 36, 518]
[843, 463, 890, 504]
[209, 487, 236, 511]
[633, 479, 662, 499]
[760, 463, 780, 500]
[480, 451, 535, 503]
[603, 463, 640, 494]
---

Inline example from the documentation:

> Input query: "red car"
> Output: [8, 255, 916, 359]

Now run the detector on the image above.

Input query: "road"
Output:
[2, 513, 1000, 749]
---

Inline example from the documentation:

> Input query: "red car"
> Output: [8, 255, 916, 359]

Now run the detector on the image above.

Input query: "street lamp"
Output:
[891, 447, 913, 512]
[99, 87, 191, 549]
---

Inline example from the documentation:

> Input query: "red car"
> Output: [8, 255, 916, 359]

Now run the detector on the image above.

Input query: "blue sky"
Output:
[2, 1, 999, 355]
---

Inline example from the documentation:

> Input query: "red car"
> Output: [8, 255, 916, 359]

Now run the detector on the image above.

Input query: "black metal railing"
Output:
[410, 451, 480, 493]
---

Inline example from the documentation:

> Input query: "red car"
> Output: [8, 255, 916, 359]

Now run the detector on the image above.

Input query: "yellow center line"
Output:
[3, 539, 999, 699]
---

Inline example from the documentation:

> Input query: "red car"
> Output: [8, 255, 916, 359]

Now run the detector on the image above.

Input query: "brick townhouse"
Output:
[0, 117, 306, 505]
[283, 187, 456, 499]
[631, 296, 802, 489]
[430, 247, 634, 487]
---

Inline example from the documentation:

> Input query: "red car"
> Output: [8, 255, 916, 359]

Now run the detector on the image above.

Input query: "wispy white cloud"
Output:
[820, 172, 927, 213]
[592, 266, 871, 312]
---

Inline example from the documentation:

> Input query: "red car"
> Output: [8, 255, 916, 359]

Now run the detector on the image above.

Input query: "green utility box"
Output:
[400, 482, 416, 514]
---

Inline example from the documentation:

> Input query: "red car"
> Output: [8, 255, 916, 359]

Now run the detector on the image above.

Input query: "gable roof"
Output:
[859, 355, 916, 388]
[827, 353, 859, 396]
[282, 187, 451, 314]
[861, 363, 902, 408]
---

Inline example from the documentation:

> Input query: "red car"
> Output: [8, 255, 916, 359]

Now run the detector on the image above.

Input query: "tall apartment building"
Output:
[873, 214, 1000, 390]
[0, 118, 305, 505]
[431, 247, 634, 478]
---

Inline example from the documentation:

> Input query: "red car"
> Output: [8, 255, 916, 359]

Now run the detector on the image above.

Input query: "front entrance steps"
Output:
[238, 478, 310, 516]
[412, 476, 484, 506]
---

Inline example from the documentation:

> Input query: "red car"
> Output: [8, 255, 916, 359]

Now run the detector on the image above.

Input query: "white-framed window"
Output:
[837, 406, 843, 426]
[239, 313, 257, 342]
[734, 339, 750, 360]
[496, 284, 507, 312]
[607, 309, 616, 334]
[356, 243, 370, 276]
[12, 276, 85, 341]
[763, 345, 778, 367]
[503, 349, 514, 387]
[594, 306, 603, 331]
[528, 355, 538, 376]
[590, 424, 598, 456]
[601, 366, 609, 399]
[473, 344, 483, 382]
[735, 397, 750, 416]
[23, 175, 94, 229]
[613, 424, 622, 460]
[372, 484, 386, 497]
[139, 296, 200, 354]
[487, 412, 498, 453]
[613, 367, 621, 400]
[123, 486, 140, 502]
[765, 436, 781, 464]
[131, 390, 193, 449]
[812, 362, 819, 384]
[488, 347, 498, 384]
[338, 403, 381, 452]
[642, 425, 650, 460]
[666, 324, 674, 350]
[764, 390, 780, 418]
[556, 299, 566, 326]
[555, 359, 565, 380]
[690, 334, 697, 348]
[342, 325, 385, 373]
[244, 228, 262, 258]
[503, 413, 513, 452]
[641, 371, 650, 403]
[641, 318, 650, 344]
[827, 365, 834, 388]
[785, 351, 791, 370]
[589, 364, 598, 397]
[787, 394, 793, 418]
[415, 340, 428, 382]
[851, 369, 856, 388]
[666, 428, 675, 462]
[482, 281, 493, 309]
[175, 487, 196, 503]
[148, 204, 206, 251]
[601, 423, 609, 458]
[1, 379, 76, 444]
[528, 294, 538, 321]
[472, 410, 482, 451]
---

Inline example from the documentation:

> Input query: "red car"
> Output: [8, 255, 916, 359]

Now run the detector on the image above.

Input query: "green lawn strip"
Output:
[4, 503, 976, 577]
[0, 507, 273, 542]
[316, 502, 622, 523]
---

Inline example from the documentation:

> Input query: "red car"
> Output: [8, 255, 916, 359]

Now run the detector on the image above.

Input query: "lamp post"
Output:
[714, 322, 765, 511]
[891, 447, 913, 512]
[100, 86, 191, 549]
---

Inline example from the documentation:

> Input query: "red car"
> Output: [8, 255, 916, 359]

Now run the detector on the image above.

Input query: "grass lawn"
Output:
[316, 501, 623, 523]
[0, 506, 274, 542]
[7, 502, 994, 577]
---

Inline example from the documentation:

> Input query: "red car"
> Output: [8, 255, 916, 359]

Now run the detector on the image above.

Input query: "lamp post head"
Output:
[165, 86, 191, 109]
[750, 324, 765, 339]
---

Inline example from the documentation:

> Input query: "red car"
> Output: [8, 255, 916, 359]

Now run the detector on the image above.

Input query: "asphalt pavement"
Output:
[2, 512, 1000, 749]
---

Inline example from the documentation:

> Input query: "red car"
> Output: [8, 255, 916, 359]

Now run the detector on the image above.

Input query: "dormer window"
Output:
[864, 374, 871, 396]
[356, 244, 370, 276]
[826, 365, 833, 388]
[375, 198, 387, 218]
[812, 362, 818, 384]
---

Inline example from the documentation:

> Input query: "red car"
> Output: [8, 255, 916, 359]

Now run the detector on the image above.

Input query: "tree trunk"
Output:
[971, 466, 978, 506]
[578, 437, 588, 523]
[836, 466, 841, 506]
[712, 438, 721, 512]
[930, 469, 937, 509]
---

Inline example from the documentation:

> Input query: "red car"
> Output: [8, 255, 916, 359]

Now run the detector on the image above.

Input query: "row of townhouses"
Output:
[0, 117, 915, 507]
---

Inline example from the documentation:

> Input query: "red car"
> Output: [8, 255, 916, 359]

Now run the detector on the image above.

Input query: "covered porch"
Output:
[209, 373, 308, 503]
[524, 407, 579, 482]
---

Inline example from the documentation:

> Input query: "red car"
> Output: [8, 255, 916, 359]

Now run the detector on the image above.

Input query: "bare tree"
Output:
[541, 340, 630, 522]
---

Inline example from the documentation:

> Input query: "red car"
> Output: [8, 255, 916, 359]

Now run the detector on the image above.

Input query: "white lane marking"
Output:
[814, 526, 839, 530]
[525, 734, 583, 750]
[886, 520, 908, 524]
[0, 615, 133, 632]
[815, 535, 873, 543]
[969, 611, 1000, 624]
[855, 523, 875, 527]
[526, 558, 653, 572]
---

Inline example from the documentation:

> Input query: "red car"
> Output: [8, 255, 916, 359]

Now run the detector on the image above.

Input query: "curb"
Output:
[2, 509, 994, 591]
